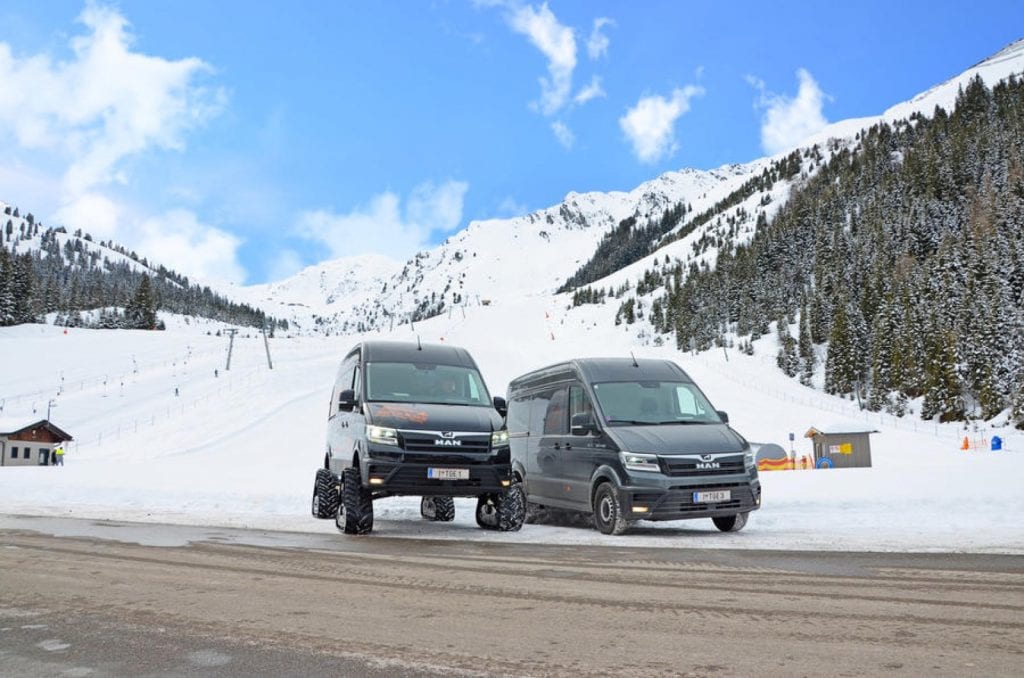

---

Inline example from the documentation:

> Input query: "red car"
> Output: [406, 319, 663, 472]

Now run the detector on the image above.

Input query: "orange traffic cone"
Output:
[961, 436, 970, 451]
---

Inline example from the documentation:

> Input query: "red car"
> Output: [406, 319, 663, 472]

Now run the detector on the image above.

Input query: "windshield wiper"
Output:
[606, 419, 658, 426]
[652, 420, 708, 425]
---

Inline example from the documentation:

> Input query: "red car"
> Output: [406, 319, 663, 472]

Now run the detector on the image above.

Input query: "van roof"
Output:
[360, 340, 479, 368]
[509, 357, 691, 391]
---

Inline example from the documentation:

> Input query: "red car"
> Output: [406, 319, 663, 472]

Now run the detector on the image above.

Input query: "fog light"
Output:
[632, 506, 649, 513]
[500, 479, 511, 487]
[369, 477, 384, 485]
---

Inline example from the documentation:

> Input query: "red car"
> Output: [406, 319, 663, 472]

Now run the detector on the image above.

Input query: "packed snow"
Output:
[1, 303, 1021, 554]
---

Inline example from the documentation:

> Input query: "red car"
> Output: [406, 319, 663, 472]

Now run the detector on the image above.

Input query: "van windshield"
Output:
[592, 381, 722, 425]
[366, 362, 492, 406]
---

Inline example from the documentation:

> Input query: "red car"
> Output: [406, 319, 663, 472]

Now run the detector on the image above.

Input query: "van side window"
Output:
[568, 385, 593, 421]
[352, 365, 361, 400]
[542, 387, 568, 435]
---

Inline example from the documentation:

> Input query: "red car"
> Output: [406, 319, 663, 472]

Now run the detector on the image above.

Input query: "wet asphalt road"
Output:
[1, 515, 1022, 677]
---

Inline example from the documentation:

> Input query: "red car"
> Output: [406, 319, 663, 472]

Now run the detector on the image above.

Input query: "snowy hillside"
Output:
[239, 39, 1024, 338]
[230, 167, 750, 334]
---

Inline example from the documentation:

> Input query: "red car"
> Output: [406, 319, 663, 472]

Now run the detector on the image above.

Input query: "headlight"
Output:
[491, 430, 510, 447]
[620, 451, 660, 472]
[744, 448, 755, 467]
[367, 425, 398, 446]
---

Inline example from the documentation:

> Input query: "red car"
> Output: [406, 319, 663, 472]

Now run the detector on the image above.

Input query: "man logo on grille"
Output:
[440, 431, 456, 439]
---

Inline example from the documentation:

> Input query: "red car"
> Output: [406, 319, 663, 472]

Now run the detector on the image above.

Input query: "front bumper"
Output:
[617, 476, 761, 521]
[363, 445, 513, 496]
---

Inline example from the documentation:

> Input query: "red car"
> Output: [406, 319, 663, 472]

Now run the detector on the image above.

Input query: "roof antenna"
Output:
[630, 351, 639, 367]
[416, 335, 422, 351]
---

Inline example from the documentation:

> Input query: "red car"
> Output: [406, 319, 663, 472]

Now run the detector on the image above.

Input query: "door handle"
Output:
[553, 443, 561, 450]
[564, 443, 572, 450]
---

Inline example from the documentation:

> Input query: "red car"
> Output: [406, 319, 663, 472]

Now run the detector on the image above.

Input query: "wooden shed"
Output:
[0, 419, 74, 467]
[805, 423, 877, 469]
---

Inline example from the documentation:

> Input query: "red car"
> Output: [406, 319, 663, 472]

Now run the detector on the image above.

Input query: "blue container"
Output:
[991, 436, 1002, 451]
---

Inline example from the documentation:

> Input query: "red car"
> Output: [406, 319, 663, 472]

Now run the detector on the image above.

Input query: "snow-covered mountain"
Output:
[238, 39, 1024, 336]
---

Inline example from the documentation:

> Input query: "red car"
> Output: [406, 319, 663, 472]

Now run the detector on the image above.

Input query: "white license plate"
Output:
[693, 490, 731, 503]
[427, 467, 469, 480]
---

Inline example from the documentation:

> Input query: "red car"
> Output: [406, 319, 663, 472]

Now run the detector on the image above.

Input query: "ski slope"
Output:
[1, 305, 1021, 554]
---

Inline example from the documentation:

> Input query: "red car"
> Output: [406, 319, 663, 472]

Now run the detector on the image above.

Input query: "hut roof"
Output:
[0, 419, 74, 441]
[804, 422, 879, 438]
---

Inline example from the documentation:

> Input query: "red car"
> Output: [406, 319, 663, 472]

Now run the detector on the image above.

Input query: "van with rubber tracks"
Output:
[312, 340, 524, 534]
[506, 357, 760, 535]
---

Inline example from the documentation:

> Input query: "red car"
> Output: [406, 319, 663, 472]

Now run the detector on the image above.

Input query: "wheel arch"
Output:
[589, 465, 624, 507]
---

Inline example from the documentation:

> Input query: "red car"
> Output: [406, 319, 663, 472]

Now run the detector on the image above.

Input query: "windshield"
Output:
[366, 362, 492, 406]
[592, 380, 722, 425]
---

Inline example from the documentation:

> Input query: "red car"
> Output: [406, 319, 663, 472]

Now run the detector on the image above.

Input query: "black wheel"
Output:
[592, 483, 630, 535]
[475, 496, 497, 530]
[341, 467, 374, 535]
[476, 484, 525, 532]
[712, 512, 749, 532]
[312, 468, 340, 519]
[495, 483, 526, 531]
[420, 496, 455, 522]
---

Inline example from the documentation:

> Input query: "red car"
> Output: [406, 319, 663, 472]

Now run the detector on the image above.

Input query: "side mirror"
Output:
[571, 412, 597, 436]
[338, 389, 357, 412]
[493, 396, 508, 417]
[716, 410, 729, 424]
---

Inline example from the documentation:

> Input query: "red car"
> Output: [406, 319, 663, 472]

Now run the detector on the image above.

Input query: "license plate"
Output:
[693, 490, 731, 503]
[427, 467, 469, 480]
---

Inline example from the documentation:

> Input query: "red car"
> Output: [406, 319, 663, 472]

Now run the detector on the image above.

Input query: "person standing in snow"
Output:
[53, 444, 65, 466]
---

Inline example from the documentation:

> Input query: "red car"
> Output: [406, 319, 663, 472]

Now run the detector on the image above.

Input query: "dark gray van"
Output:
[506, 357, 761, 535]
[312, 340, 524, 535]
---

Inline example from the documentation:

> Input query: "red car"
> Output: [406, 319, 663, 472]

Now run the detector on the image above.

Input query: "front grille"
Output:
[660, 455, 746, 477]
[649, 482, 754, 518]
[401, 453, 493, 465]
[401, 432, 490, 454]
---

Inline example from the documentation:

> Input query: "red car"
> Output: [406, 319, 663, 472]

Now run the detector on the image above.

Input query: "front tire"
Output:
[312, 468, 340, 519]
[712, 512, 749, 532]
[475, 484, 525, 532]
[420, 496, 455, 522]
[340, 467, 374, 535]
[592, 483, 630, 535]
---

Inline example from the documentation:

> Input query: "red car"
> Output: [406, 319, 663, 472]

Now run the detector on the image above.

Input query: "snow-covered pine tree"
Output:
[776, 319, 799, 377]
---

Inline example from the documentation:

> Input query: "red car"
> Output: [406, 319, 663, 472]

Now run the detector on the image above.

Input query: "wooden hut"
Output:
[0, 419, 74, 467]
[805, 423, 877, 469]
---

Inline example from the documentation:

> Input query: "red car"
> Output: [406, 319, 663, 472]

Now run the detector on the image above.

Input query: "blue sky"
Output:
[0, 1, 1021, 285]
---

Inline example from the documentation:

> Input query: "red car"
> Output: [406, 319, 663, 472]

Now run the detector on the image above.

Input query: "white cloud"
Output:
[586, 18, 614, 60]
[53, 192, 122, 240]
[295, 180, 469, 261]
[0, 1, 227, 276]
[551, 120, 575, 149]
[619, 86, 704, 164]
[507, 3, 577, 115]
[0, 4, 224, 198]
[750, 68, 829, 155]
[267, 249, 305, 282]
[573, 75, 605, 105]
[137, 209, 246, 285]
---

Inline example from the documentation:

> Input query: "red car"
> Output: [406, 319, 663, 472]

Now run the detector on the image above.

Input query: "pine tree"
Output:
[775, 319, 799, 377]
[125, 275, 157, 329]
[921, 331, 966, 422]
[825, 302, 859, 395]
[0, 248, 14, 325]
[1012, 385, 1024, 430]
